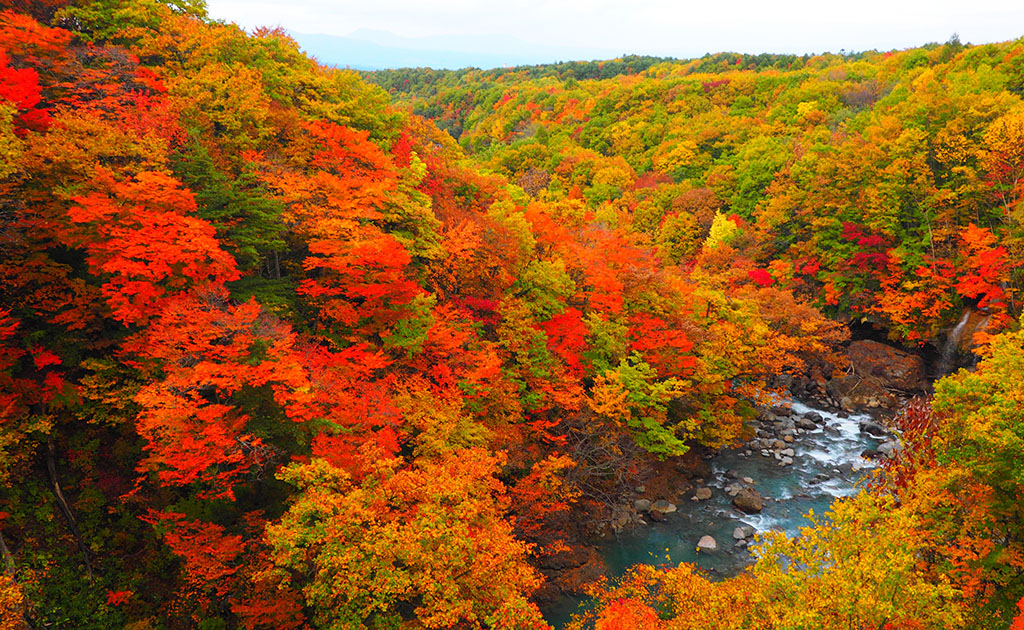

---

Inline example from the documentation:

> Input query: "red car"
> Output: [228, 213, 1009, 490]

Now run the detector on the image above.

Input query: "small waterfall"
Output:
[938, 311, 971, 376]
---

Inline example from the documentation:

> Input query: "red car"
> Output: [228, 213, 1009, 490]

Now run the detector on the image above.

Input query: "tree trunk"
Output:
[46, 439, 93, 582]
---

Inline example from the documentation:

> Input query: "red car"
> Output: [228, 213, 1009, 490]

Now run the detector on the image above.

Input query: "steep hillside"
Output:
[0, 1, 1022, 628]
[370, 40, 1024, 345]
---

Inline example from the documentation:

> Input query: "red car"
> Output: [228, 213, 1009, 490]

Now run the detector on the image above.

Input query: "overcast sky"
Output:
[206, 0, 1024, 61]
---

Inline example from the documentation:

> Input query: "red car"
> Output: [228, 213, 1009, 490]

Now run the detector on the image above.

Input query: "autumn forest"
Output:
[1, 1, 1024, 628]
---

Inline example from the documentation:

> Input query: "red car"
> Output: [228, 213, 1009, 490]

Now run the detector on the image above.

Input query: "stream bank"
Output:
[541, 397, 896, 627]
[537, 327, 985, 626]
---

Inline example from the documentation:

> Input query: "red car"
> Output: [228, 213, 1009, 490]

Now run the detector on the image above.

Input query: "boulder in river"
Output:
[651, 500, 677, 514]
[697, 535, 718, 552]
[861, 421, 889, 438]
[877, 441, 901, 458]
[733, 487, 764, 513]
[694, 487, 712, 501]
[796, 417, 818, 430]
[770, 405, 792, 417]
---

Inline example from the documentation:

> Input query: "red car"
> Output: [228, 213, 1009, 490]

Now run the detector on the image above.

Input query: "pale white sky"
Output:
[207, 0, 1024, 59]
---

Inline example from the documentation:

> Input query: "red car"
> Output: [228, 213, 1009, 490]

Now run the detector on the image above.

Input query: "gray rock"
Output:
[742, 477, 754, 485]
[860, 448, 881, 459]
[697, 535, 718, 552]
[651, 499, 677, 514]
[861, 421, 889, 437]
[877, 441, 902, 457]
[694, 487, 712, 501]
[733, 526, 747, 540]
[733, 487, 764, 513]
[634, 499, 651, 512]
[796, 417, 818, 430]
[780, 448, 795, 457]
[781, 456, 794, 466]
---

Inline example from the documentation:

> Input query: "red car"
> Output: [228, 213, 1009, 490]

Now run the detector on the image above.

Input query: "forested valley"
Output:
[1, 1, 1023, 628]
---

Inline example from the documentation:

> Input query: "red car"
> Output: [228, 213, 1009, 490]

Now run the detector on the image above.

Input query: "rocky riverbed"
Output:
[543, 397, 900, 627]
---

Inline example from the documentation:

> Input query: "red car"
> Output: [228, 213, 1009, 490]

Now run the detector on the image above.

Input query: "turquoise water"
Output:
[544, 401, 885, 627]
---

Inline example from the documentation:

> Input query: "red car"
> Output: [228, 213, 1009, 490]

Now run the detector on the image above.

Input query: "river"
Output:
[544, 400, 889, 627]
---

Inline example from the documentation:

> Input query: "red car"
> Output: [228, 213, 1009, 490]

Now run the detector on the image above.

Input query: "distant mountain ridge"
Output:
[290, 29, 621, 70]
